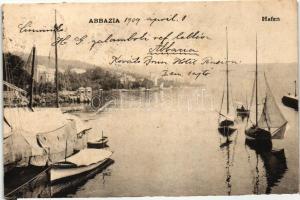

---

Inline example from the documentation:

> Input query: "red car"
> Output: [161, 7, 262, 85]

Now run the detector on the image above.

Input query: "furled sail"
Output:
[258, 74, 287, 139]
[3, 107, 90, 170]
[22, 47, 37, 81]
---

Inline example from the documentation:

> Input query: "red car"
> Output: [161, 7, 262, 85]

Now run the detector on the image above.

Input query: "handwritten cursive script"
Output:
[18, 21, 64, 33]
[148, 41, 199, 56]
[90, 32, 149, 51]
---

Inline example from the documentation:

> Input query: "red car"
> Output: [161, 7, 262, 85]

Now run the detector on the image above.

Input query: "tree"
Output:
[3, 53, 31, 91]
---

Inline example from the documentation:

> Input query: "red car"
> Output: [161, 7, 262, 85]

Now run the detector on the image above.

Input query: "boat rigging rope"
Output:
[246, 78, 256, 127]
[218, 80, 226, 123]
[229, 82, 235, 111]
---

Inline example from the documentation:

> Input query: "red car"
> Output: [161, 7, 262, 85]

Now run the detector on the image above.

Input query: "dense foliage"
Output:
[3, 53, 31, 90]
[3, 53, 155, 94]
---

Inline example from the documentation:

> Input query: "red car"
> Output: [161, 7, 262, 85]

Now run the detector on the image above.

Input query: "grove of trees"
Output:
[3, 53, 155, 95]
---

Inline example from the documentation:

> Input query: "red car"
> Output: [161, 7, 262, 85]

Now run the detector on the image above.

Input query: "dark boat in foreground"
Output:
[245, 126, 272, 141]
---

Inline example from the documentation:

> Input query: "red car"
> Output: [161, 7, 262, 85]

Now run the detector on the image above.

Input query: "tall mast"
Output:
[65, 139, 67, 162]
[226, 27, 229, 114]
[54, 10, 59, 108]
[255, 34, 258, 125]
[294, 80, 297, 97]
[29, 46, 36, 109]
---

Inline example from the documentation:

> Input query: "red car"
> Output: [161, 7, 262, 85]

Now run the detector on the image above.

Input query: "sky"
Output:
[2, 0, 298, 76]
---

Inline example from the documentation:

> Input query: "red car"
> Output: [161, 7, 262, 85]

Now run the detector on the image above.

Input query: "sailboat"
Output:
[282, 80, 298, 111]
[245, 35, 288, 141]
[218, 27, 236, 136]
[87, 130, 109, 149]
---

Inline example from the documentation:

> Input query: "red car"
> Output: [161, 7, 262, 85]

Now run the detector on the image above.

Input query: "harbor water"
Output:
[75, 89, 298, 196]
[5, 63, 299, 197]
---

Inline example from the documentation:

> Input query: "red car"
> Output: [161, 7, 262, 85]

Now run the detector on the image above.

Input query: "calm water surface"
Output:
[71, 83, 298, 196]
[6, 64, 298, 198]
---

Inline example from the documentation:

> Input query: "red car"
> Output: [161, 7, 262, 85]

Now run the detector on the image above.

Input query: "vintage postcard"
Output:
[2, 0, 299, 198]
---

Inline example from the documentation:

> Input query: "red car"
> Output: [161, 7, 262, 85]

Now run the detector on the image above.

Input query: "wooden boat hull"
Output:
[87, 141, 108, 149]
[282, 96, 298, 110]
[245, 127, 271, 141]
[50, 158, 108, 184]
[236, 109, 250, 117]
[218, 119, 236, 136]
[51, 159, 114, 197]
[218, 126, 236, 136]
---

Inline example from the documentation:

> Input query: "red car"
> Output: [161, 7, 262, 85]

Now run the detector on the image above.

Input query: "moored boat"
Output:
[245, 35, 288, 142]
[217, 27, 236, 136]
[88, 130, 108, 149]
[87, 137, 108, 149]
[50, 159, 114, 197]
[282, 81, 298, 111]
[50, 148, 112, 183]
[245, 126, 272, 141]
[282, 95, 298, 110]
[236, 104, 250, 117]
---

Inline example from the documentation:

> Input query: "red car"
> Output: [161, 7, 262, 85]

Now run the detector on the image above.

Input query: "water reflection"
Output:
[218, 130, 239, 195]
[5, 88, 296, 197]
[245, 140, 287, 194]
[113, 88, 215, 113]
[237, 114, 248, 122]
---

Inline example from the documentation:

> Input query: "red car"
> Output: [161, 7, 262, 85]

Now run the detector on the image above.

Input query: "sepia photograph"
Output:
[2, 0, 299, 198]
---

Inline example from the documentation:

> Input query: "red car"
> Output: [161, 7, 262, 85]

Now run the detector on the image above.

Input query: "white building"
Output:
[70, 68, 86, 74]
[120, 74, 136, 85]
[34, 65, 55, 83]
[77, 87, 92, 103]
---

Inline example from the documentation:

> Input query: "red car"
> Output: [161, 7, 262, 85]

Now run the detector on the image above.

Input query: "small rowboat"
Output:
[88, 130, 108, 149]
[282, 95, 298, 111]
[282, 80, 298, 111]
[50, 148, 112, 183]
[87, 136, 108, 149]
[236, 107, 250, 117]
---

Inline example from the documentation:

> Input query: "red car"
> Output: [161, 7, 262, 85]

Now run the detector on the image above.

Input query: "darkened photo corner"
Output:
[2, 1, 299, 198]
